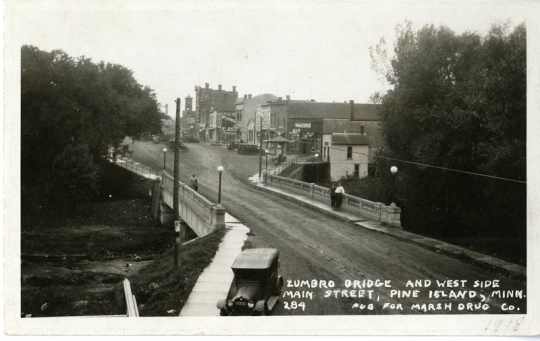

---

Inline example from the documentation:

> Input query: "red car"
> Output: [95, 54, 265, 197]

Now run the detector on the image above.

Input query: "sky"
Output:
[9, 0, 531, 112]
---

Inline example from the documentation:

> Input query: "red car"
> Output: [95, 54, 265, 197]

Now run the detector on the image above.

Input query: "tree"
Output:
[21, 45, 164, 205]
[370, 22, 526, 263]
[50, 144, 99, 212]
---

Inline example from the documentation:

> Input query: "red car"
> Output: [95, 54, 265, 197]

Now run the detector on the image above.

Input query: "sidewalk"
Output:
[179, 213, 250, 316]
[255, 178, 526, 278]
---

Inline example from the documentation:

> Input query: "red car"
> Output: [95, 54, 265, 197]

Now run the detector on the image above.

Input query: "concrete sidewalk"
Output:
[255, 179, 526, 278]
[179, 213, 250, 316]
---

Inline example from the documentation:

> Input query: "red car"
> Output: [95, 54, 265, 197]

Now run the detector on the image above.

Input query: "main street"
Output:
[129, 140, 526, 315]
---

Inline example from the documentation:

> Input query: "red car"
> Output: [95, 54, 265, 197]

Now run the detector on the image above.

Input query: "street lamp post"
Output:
[390, 166, 398, 205]
[265, 150, 269, 172]
[217, 166, 224, 204]
[163, 147, 167, 170]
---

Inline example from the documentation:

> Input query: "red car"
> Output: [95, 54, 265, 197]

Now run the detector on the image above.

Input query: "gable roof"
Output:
[331, 133, 371, 145]
[324, 120, 382, 146]
[288, 102, 379, 120]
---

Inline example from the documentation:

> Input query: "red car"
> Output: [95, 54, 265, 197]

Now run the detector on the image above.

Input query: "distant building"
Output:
[195, 83, 238, 141]
[287, 100, 379, 155]
[236, 93, 278, 143]
[182, 94, 197, 138]
[322, 101, 382, 181]
[256, 96, 290, 145]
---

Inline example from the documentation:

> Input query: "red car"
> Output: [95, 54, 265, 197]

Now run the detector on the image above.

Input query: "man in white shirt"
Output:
[335, 183, 345, 208]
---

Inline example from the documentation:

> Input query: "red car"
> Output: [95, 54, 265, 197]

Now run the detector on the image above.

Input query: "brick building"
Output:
[195, 83, 238, 141]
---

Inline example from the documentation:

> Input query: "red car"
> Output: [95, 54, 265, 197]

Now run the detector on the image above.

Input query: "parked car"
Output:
[182, 136, 200, 143]
[217, 248, 283, 316]
[114, 144, 133, 157]
[227, 141, 240, 151]
[237, 144, 260, 155]
[166, 140, 189, 152]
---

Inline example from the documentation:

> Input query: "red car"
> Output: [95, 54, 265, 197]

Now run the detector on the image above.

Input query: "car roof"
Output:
[232, 248, 279, 269]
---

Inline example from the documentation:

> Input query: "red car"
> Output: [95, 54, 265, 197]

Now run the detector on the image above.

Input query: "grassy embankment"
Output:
[21, 164, 225, 317]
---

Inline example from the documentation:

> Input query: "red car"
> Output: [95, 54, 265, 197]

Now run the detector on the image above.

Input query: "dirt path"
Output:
[131, 141, 526, 316]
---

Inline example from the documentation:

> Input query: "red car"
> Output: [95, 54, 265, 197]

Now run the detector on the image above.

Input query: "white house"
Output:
[322, 119, 381, 181]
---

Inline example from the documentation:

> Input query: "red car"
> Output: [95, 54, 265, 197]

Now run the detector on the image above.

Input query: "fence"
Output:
[161, 171, 226, 236]
[123, 279, 139, 317]
[114, 157, 160, 180]
[268, 156, 297, 176]
[263, 172, 401, 228]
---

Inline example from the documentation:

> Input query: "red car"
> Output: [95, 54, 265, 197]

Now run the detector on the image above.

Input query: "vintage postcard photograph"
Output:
[3, 0, 539, 336]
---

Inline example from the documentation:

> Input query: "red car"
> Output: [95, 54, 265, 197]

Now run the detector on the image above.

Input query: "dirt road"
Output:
[130, 140, 526, 316]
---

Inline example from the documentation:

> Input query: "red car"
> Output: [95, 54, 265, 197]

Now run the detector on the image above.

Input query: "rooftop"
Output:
[289, 102, 380, 121]
[331, 133, 371, 145]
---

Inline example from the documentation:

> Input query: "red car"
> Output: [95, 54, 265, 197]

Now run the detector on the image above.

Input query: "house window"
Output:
[368, 164, 377, 178]
[323, 147, 327, 158]
[237, 110, 242, 121]
[347, 146, 352, 159]
[354, 164, 360, 178]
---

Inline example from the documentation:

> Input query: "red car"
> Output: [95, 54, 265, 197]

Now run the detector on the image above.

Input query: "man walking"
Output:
[190, 174, 198, 191]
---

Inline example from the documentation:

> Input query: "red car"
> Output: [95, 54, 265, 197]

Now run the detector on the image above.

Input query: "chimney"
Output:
[286, 95, 290, 101]
[311, 99, 315, 102]
[233, 86, 236, 92]
[248, 94, 252, 99]
[205, 83, 209, 89]
[278, 97, 282, 101]
[218, 84, 222, 90]
[244, 94, 247, 99]
[349, 100, 354, 121]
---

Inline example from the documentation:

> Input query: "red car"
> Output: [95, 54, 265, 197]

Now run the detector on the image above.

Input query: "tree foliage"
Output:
[50, 144, 100, 211]
[21, 45, 164, 204]
[370, 22, 526, 263]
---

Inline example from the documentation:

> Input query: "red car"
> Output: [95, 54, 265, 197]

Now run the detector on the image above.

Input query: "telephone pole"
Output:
[259, 115, 263, 179]
[173, 98, 185, 267]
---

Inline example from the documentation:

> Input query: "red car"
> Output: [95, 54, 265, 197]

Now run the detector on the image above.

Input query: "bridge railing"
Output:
[161, 172, 225, 236]
[263, 172, 401, 228]
[114, 157, 160, 180]
[267, 156, 297, 176]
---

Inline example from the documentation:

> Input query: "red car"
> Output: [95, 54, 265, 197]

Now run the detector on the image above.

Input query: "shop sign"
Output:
[295, 123, 311, 128]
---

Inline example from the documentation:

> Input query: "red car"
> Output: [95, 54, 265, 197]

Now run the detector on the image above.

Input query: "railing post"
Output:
[309, 183, 315, 198]
[212, 204, 226, 230]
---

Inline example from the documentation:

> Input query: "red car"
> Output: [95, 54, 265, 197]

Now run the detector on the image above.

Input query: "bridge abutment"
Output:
[159, 201, 174, 227]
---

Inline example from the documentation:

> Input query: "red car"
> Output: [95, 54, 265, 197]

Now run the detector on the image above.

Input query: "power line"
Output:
[290, 139, 526, 184]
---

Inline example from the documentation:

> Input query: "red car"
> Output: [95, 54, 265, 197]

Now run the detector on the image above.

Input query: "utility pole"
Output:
[259, 115, 263, 179]
[173, 98, 185, 267]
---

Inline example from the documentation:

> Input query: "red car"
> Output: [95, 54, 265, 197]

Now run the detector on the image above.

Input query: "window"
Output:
[368, 164, 377, 178]
[347, 146, 352, 159]
[237, 110, 242, 121]
[354, 164, 360, 178]
[361, 125, 365, 135]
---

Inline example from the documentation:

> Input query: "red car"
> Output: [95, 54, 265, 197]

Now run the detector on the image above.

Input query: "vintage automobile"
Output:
[217, 248, 283, 316]
[227, 141, 240, 151]
[166, 140, 189, 152]
[237, 144, 260, 155]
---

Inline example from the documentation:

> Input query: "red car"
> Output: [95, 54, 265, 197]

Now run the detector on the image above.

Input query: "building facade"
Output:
[235, 93, 278, 144]
[195, 83, 238, 141]
[181, 94, 197, 139]
[321, 102, 382, 181]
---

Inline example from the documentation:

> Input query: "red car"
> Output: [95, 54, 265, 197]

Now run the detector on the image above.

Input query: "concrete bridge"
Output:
[153, 171, 226, 237]
[262, 171, 402, 228]
[113, 156, 226, 238]
[113, 154, 402, 235]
